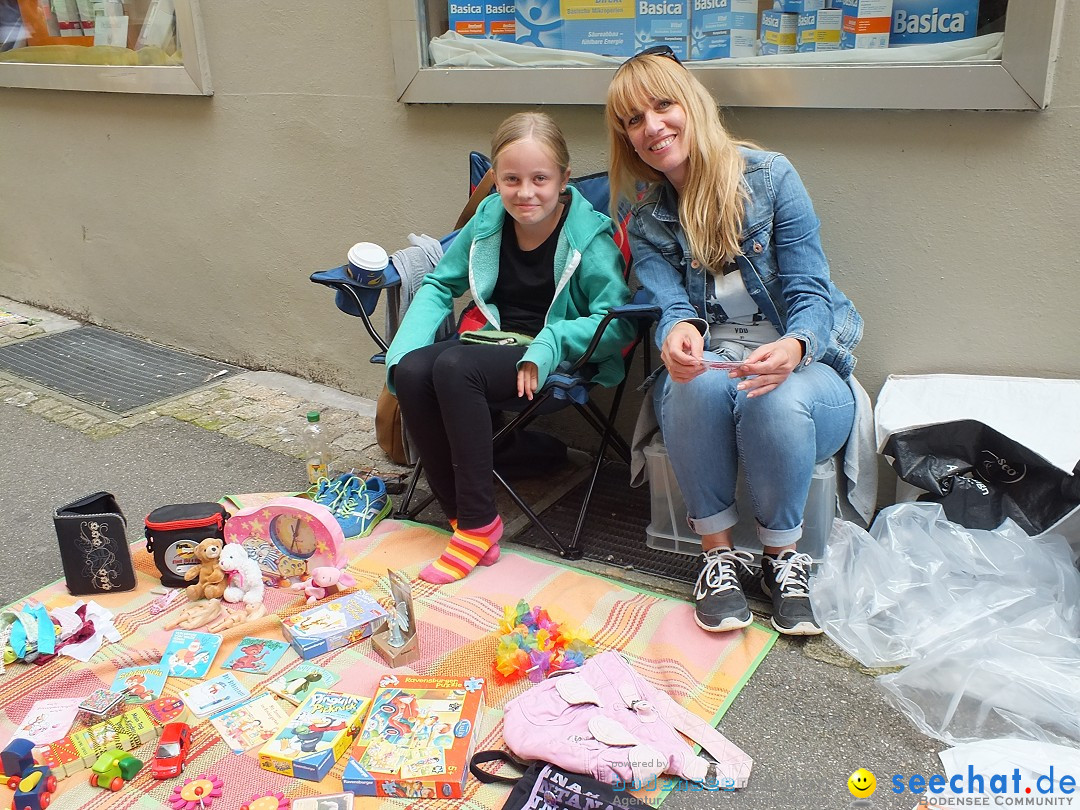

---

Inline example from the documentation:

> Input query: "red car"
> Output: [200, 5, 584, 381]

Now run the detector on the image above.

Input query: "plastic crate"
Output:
[644, 440, 838, 563]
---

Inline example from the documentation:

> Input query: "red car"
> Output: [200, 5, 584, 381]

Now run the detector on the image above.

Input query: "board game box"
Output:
[342, 675, 486, 799]
[280, 591, 388, 660]
[258, 690, 370, 782]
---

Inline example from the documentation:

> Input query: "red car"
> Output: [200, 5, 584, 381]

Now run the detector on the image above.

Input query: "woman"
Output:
[386, 111, 633, 585]
[606, 50, 863, 635]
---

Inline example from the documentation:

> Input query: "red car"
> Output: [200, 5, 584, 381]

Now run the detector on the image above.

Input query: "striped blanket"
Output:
[0, 520, 775, 809]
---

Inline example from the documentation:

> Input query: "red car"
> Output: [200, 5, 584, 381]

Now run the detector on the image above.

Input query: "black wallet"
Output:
[53, 492, 137, 595]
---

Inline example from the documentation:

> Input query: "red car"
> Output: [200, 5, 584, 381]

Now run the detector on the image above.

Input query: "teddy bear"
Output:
[219, 543, 265, 606]
[183, 537, 226, 600]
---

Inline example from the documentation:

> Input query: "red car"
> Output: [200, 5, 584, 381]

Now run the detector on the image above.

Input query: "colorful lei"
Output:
[494, 600, 596, 683]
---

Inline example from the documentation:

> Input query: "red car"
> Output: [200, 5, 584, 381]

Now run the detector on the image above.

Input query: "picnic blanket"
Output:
[0, 519, 776, 809]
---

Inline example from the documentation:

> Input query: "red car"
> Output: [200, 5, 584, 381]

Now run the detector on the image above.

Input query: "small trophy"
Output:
[372, 569, 419, 667]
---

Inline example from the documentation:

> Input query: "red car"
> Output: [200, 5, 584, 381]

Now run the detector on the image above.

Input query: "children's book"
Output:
[343, 675, 487, 799]
[266, 662, 339, 706]
[292, 794, 354, 810]
[258, 691, 371, 782]
[177, 672, 251, 718]
[220, 637, 290, 674]
[162, 629, 222, 678]
[110, 664, 167, 702]
[10, 697, 83, 745]
[209, 693, 291, 753]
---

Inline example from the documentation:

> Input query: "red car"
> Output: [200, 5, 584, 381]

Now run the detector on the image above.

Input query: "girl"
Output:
[386, 111, 633, 585]
[606, 50, 864, 635]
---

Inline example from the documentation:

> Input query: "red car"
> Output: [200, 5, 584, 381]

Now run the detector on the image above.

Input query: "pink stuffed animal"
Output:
[292, 566, 356, 604]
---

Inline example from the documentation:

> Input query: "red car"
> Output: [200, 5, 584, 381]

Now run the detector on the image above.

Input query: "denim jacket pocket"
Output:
[740, 220, 775, 280]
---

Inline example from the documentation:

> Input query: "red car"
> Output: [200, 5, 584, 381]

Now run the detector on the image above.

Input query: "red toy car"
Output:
[13, 765, 57, 810]
[151, 722, 192, 779]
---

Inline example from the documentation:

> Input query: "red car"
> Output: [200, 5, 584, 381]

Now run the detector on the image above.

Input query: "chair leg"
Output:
[393, 461, 435, 520]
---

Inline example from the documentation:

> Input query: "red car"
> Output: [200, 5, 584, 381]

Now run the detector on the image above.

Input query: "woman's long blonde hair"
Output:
[606, 56, 752, 270]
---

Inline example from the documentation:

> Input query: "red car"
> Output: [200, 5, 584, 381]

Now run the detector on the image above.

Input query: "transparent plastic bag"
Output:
[811, 502, 1080, 745]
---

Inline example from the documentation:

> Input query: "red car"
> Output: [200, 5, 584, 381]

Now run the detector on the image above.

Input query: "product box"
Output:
[258, 691, 371, 782]
[514, 0, 563, 48]
[796, 7, 842, 50]
[840, 0, 891, 49]
[281, 591, 389, 660]
[342, 675, 486, 799]
[759, 9, 796, 54]
[773, 0, 825, 12]
[689, 0, 756, 61]
[636, 0, 691, 61]
[889, 0, 977, 47]
[561, 0, 636, 56]
[449, 1, 485, 36]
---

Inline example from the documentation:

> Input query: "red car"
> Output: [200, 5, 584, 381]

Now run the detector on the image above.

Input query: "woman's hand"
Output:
[517, 361, 539, 400]
[731, 337, 804, 397]
[661, 322, 706, 384]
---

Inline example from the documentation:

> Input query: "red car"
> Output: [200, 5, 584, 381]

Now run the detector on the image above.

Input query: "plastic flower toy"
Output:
[493, 600, 597, 683]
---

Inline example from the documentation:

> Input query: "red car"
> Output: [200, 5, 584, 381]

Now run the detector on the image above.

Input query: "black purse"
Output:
[53, 491, 136, 595]
[470, 750, 650, 810]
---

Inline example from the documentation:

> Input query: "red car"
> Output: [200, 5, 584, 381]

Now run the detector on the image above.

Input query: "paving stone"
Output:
[42, 404, 81, 423]
[27, 397, 64, 415]
[85, 423, 126, 440]
[5, 391, 38, 407]
[227, 402, 275, 420]
[181, 389, 226, 407]
[219, 421, 264, 440]
[61, 413, 101, 430]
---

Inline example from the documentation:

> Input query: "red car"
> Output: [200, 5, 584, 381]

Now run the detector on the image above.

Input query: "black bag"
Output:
[144, 502, 228, 588]
[470, 750, 650, 810]
[884, 419, 1080, 534]
[53, 492, 136, 595]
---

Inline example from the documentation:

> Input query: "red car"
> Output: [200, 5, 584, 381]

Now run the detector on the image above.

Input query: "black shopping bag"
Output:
[883, 419, 1080, 535]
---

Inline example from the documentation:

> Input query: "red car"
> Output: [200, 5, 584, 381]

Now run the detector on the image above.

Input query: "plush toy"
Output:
[219, 544, 265, 606]
[183, 538, 226, 601]
[290, 566, 356, 604]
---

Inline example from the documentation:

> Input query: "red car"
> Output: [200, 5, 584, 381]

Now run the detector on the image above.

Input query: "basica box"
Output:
[773, 0, 825, 12]
[281, 591, 388, 660]
[258, 691, 370, 782]
[840, 0, 891, 49]
[515, 0, 564, 48]
[562, 0, 636, 56]
[449, 1, 516, 40]
[637, 0, 691, 62]
[759, 9, 797, 54]
[797, 7, 842, 50]
[689, 0, 756, 61]
[889, 0, 977, 46]
[343, 675, 486, 800]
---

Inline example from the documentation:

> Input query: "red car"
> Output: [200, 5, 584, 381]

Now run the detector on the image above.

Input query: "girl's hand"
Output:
[661, 322, 705, 384]
[730, 337, 804, 397]
[517, 362, 539, 400]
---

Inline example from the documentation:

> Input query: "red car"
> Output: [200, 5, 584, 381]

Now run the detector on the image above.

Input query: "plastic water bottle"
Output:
[303, 410, 330, 484]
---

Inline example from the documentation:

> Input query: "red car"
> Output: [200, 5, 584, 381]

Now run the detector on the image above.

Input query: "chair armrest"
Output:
[563, 301, 660, 377]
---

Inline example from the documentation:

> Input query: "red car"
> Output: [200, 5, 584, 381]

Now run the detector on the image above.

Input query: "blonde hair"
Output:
[491, 111, 571, 177]
[606, 56, 753, 269]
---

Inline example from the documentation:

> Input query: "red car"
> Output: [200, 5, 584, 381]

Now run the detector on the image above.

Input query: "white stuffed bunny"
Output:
[219, 543, 265, 606]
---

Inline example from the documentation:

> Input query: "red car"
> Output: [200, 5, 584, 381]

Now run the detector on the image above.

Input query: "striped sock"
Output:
[448, 519, 500, 566]
[420, 516, 503, 584]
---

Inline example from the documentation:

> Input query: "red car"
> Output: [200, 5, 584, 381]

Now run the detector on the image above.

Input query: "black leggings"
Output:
[393, 339, 528, 529]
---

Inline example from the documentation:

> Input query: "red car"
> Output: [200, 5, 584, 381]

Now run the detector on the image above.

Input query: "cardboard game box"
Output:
[280, 591, 388, 660]
[258, 690, 370, 782]
[342, 675, 486, 799]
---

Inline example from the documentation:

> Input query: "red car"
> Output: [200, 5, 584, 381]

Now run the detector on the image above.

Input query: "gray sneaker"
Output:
[761, 549, 823, 636]
[693, 548, 755, 632]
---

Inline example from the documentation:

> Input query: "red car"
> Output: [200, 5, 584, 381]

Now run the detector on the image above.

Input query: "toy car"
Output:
[2, 738, 36, 790]
[13, 765, 56, 810]
[88, 750, 143, 791]
[151, 722, 192, 779]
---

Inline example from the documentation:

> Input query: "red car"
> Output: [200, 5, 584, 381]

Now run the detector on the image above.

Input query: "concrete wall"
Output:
[2, 1, 1078, 413]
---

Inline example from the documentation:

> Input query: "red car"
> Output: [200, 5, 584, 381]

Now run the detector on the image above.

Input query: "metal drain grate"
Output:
[512, 461, 700, 584]
[0, 326, 239, 414]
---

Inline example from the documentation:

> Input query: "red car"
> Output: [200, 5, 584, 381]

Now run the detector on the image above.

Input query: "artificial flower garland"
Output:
[494, 600, 596, 683]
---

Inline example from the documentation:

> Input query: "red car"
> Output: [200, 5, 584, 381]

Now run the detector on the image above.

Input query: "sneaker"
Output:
[308, 473, 352, 512]
[760, 549, 823, 636]
[337, 475, 392, 538]
[693, 548, 755, 633]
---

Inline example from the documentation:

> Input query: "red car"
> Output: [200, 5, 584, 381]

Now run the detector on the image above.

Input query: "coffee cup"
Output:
[346, 242, 390, 285]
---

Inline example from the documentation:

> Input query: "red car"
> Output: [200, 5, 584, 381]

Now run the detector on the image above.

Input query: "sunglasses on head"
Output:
[623, 44, 683, 66]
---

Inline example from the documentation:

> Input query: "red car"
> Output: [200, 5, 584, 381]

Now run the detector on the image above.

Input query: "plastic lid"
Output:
[307, 410, 320, 422]
[347, 242, 389, 272]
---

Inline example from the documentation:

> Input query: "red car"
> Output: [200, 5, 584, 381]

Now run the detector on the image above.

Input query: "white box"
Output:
[797, 7, 842, 51]
[759, 9, 797, 54]
[840, 0, 891, 49]
[774, 0, 825, 12]
[689, 0, 757, 60]
[644, 441, 838, 563]
[889, 0, 977, 47]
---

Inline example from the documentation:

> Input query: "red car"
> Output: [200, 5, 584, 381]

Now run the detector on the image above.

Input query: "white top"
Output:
[705, 267, 781, 352]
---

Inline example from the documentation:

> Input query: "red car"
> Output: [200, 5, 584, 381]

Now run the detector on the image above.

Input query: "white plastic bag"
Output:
[811, 502, 1080, 745]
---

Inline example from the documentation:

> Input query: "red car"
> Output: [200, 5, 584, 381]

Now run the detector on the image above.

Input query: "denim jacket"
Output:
[627, 147, 862, 378]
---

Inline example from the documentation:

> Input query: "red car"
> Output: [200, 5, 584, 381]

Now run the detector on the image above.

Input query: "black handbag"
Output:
[53, 491, 136, 595]
[470, 750, 650, 810]
[144, 502, 228, 588]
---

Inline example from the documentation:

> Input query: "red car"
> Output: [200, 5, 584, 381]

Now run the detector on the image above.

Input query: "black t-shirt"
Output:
[493, 205, 567, 336]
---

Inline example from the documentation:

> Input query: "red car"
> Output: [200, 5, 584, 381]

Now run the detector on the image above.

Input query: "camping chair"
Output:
[310, 152, 658, 559]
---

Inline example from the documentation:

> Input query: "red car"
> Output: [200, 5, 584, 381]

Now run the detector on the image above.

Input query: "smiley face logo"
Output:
[848, 768, 876, 798]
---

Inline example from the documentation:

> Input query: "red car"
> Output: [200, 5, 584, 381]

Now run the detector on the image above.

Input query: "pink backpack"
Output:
[501, 651, 752, 790]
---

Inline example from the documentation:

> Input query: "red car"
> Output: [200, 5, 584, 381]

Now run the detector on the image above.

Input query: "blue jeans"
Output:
[653, 355, 854, 547]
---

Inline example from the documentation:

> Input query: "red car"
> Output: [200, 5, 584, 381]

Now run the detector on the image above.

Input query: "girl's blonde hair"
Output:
[491, 111, 571, 177]
[605, 56, 752, 269]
